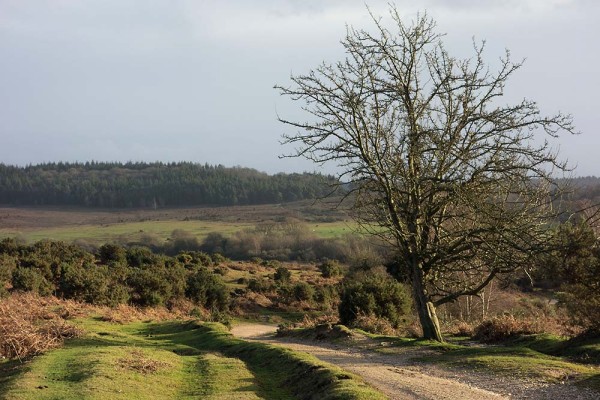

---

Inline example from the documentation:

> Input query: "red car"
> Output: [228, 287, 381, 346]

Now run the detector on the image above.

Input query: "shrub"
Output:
[211, 253, 227, 265]
[177, 253, 194, 266]
[12, 267, 54, 296]
[194, 252, 213, 267]
[313, 284, 339, 311]
[0, 254, 17, 297]
[264, 259, 282, 269]
[274, 266, 292, 283]
[558, 286, 600, 334]
[126, 246, 158, 268]
[98, 243, 126, 264]
[247, 278, 274, 294]
[317, 259, 342, 278]
[214, 266, 228, 276]
[541, 223, 600, 333]
[292, 282, 315, 302]
[58, 263, 111, 304]
[185, 268, 229, 312]
[339, 272, 412, 328]
[0, 237, 22, 257]
[127, 265, 179, 306]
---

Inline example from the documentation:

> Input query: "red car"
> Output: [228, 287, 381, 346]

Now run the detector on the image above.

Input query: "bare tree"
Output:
[276, 7, 576, 341]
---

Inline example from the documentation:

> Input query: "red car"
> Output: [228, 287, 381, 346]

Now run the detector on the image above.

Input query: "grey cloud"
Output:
[0, 1, 598, 175]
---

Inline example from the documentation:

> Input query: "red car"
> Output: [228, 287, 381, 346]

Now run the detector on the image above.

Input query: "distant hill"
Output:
[0, 162, 338, 208]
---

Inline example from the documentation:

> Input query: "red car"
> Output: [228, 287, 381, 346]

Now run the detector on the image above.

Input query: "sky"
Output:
[1, 0, 599, 175]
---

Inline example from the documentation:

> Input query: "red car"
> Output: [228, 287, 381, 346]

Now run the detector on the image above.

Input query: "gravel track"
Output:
[231, 323, 598, 400]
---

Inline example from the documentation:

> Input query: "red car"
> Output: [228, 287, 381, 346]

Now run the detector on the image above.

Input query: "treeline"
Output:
[566, 176, 600, 203]
[128, 222, 386, 264]
[0, 162, 337, 207]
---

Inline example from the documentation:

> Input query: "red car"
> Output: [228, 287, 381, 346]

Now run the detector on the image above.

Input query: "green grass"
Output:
[0, 318, 386, 400]
[418, 345, 596, 382]
[143, 321, 387, 400]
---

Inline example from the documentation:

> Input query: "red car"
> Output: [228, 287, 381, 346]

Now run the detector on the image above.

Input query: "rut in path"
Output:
[230, 323, 599, 400]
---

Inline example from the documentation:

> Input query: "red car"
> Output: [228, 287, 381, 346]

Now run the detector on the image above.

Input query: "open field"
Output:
[0, 200, 357, 245]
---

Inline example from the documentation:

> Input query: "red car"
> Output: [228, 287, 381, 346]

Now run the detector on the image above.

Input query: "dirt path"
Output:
[231, 323, 598, 400]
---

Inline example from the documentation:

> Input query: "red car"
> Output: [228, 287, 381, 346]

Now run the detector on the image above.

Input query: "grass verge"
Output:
[281, 324, 600, 392]
[141, 321, 387, 400]
[0, 318, 386, 400]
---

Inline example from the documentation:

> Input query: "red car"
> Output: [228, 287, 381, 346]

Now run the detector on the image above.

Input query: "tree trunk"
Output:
[412, 266, 444, 342]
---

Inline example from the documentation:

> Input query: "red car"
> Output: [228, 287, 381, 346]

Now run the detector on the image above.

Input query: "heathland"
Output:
[1, 165, 600, 399]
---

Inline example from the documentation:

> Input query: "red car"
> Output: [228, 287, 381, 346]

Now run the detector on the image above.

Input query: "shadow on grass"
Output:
[137, 322, 294, 399]
[0, 359, 31, 398]
[137, 321, 386, 400]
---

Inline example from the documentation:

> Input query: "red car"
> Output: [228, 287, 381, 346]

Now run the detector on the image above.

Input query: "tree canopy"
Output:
[276, 7, 576, 341]
[0, 162, 336, 208]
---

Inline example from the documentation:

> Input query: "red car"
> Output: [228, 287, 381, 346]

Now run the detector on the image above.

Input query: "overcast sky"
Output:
[1, 0, 598, 175]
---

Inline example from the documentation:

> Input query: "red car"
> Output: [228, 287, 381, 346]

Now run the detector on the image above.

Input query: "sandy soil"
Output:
[231, 323, 599, 400]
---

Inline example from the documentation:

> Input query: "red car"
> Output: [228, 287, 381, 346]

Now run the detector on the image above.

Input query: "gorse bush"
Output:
[12, 267, 54, 296]
[247, 277, 275, 294]
[539, 222, 600, 333]
[0, 239, 230, 312]
[318, 259, 342, 278]
[339, 270, 412, 329]
[292, 282, 315, 302]
[98, 243, 127, 264]
[313, 284, 339, 311]
[186, 267, 229, 312]
[0, 254, 17, 297]
[58, 263, 111, 304]
[274, 266, 292, 283]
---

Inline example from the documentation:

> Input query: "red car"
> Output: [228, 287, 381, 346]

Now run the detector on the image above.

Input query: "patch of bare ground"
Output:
[231, 323, 599, 400]
[117, 349, 171, 374]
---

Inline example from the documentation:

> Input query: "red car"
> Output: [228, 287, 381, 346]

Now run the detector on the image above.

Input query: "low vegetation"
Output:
[0, 293, 85, 360]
